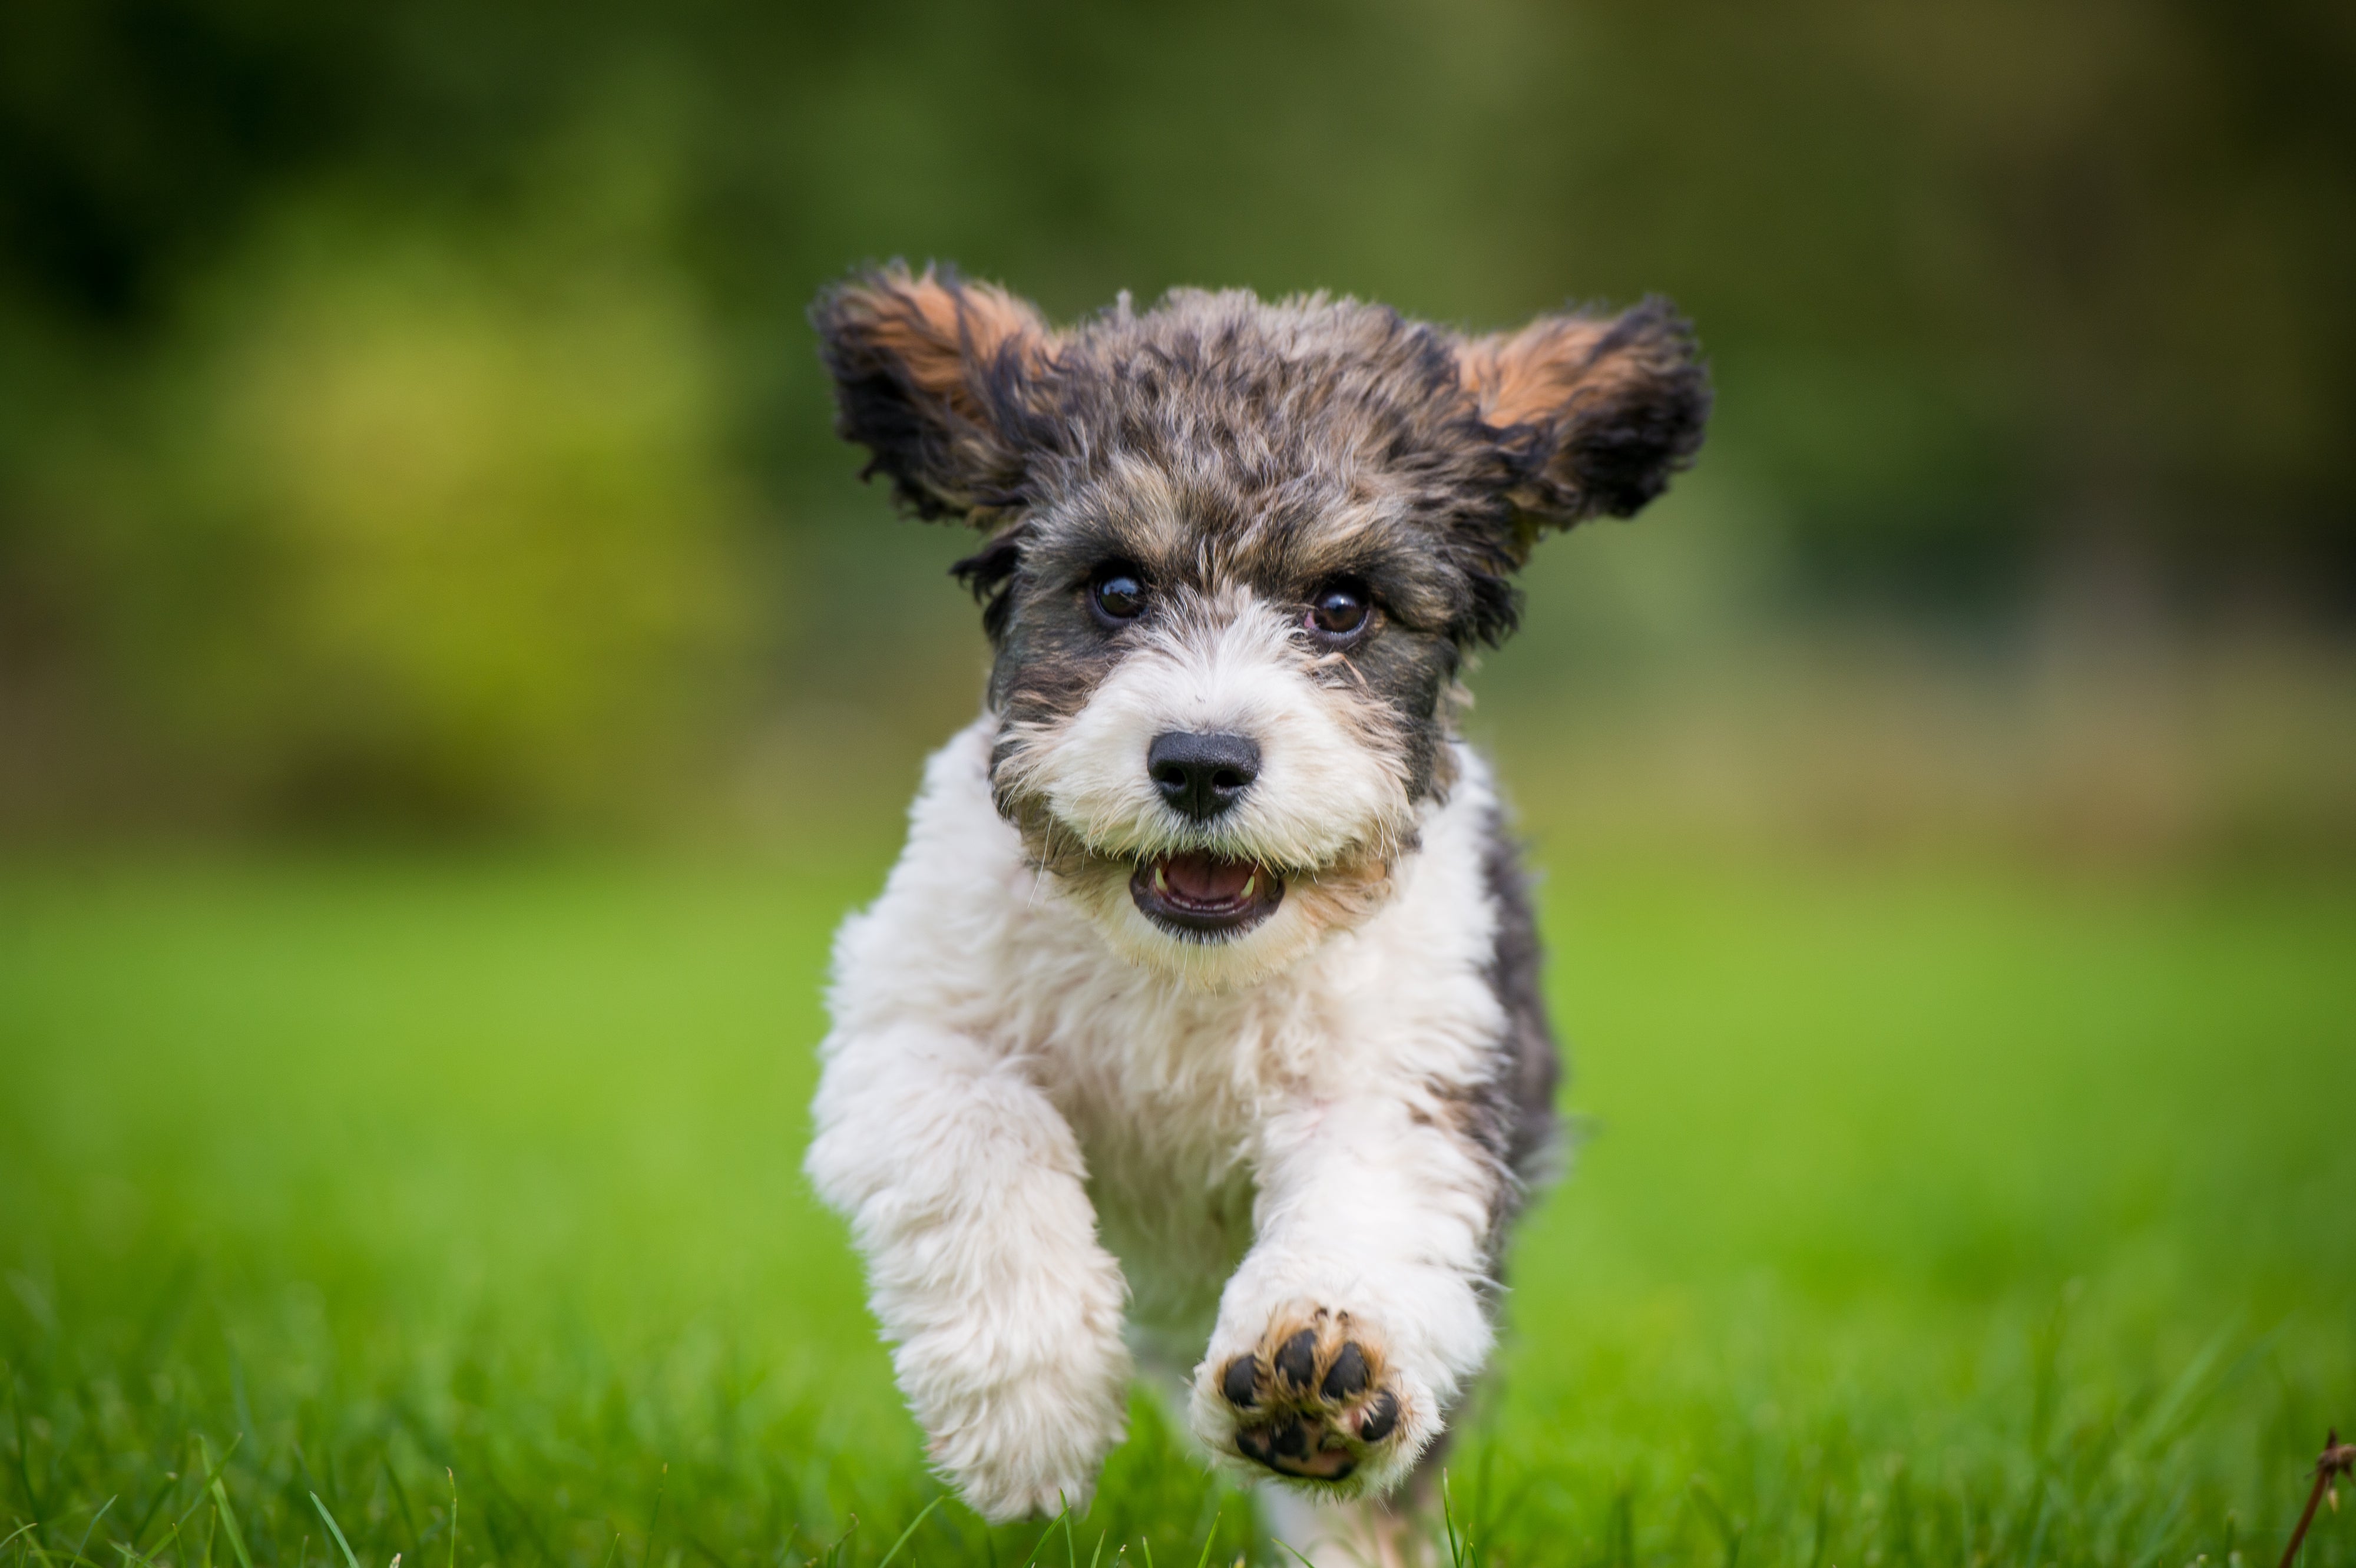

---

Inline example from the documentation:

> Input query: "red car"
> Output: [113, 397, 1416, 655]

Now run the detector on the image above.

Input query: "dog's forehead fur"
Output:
[816, 264, 1708, 632]
[993, 290, 1524, 637]
[1036, 295, 1508, 551]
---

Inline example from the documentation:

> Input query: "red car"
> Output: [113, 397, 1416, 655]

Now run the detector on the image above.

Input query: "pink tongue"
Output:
[1163, 852, 1253, 902]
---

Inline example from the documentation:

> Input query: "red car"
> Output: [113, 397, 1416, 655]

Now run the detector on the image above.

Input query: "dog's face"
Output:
[815, 268, 1707, 984]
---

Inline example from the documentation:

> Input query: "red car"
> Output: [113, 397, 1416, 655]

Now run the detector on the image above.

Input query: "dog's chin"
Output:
[1129, 851, 1285, 940]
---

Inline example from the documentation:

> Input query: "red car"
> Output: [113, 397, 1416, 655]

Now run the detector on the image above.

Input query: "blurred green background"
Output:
[4, 0, 2352, 847]
[3, 2, 2354, 1564]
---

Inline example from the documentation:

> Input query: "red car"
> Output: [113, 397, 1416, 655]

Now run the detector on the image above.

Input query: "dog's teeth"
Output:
[1240, 872, 1256, 899]
[1153, 864, 1169, 893]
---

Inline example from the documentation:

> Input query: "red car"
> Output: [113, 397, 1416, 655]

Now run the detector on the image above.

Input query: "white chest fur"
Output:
[810, 716, 1519, 1519]
[831, 717, 1505, 1305]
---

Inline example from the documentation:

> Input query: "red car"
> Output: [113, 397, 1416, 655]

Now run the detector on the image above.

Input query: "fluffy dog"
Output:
[803, 265, 1708, 1544]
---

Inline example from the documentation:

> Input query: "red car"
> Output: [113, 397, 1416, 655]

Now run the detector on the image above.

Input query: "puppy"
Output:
[803, 266, 1708, 1539]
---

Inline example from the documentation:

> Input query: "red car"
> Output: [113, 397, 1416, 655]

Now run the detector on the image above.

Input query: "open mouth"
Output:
[1130, 851, 1285, 938]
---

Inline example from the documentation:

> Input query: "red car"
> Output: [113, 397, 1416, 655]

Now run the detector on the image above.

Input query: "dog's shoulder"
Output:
[826, 716, 1034, 1034]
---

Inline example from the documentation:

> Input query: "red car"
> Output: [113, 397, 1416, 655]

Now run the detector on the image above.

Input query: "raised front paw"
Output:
[921, 1367, 1128, 1523]
[1199, 1305, 1420, 1491]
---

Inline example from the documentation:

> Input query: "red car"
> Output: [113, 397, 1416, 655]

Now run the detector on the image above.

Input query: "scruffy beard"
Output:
[990, 739, 1414, 984]
[1000, 795, 1407, 988]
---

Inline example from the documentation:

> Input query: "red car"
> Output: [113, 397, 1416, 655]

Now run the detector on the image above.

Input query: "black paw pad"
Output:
[1229, 1314, 1403, 1480]
[1220, 1355, 1258, 1408]
[1273, 1328, 1318, 1387]
[1321, 1342, 1369, 1399]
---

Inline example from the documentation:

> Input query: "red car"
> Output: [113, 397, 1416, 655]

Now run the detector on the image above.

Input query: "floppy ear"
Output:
[1457, 297, 1710, 541]
[810, 262, 1061, 521]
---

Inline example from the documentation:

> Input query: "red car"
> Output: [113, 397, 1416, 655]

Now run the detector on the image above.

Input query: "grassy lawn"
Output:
[1, 849, 2350, 1566]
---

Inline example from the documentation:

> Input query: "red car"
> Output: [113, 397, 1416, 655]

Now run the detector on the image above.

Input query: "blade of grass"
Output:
[1189, 1506, 1220, 1568]
[72, 1498, 115, 1565]
[206, 1496, 252, 1568]
[147, 1435, 242, 1557]
[122, 1464, 185, 1552]
[22, 1527, 62, 1568]
[379, 1461, 418, 1552]
[641, 1466, 666, 1568]
[310, 1494, 360, 1568]
[1018, 1498, 1074, 1568]
[870, 1497, 942, 1568]
[131, 1518, 181, 1568]
[8, 1370, 45, 1526]
[198, 1442, 254, 1568]
[2129, 1317, 2241, 1457]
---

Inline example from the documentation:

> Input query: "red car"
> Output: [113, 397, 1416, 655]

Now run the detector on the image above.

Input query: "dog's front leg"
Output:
[806, 1022, 1132, 1521]
[1189, 1097, 1498, 1498]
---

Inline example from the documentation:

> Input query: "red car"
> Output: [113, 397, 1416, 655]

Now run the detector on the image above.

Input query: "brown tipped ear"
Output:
[810, 262, 1060, 520]
[1457, 296, 1710, 535]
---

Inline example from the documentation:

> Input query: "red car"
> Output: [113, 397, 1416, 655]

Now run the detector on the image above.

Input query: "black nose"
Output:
[1147, 731, 1261, 821]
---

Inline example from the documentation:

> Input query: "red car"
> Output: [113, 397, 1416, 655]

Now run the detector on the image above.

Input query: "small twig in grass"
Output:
[2278, 1429, 2355, 1568]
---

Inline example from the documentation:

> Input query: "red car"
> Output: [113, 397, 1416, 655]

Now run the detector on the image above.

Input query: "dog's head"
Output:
[814, 266, 1708, 985]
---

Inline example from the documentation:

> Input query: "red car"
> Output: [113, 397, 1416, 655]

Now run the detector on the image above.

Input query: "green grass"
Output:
[1, 849, 2351, 1566]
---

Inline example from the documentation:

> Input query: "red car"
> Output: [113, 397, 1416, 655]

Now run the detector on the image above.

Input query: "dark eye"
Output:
[1090, 570, 1146, 624]
[1307, 583, 1371, 640]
